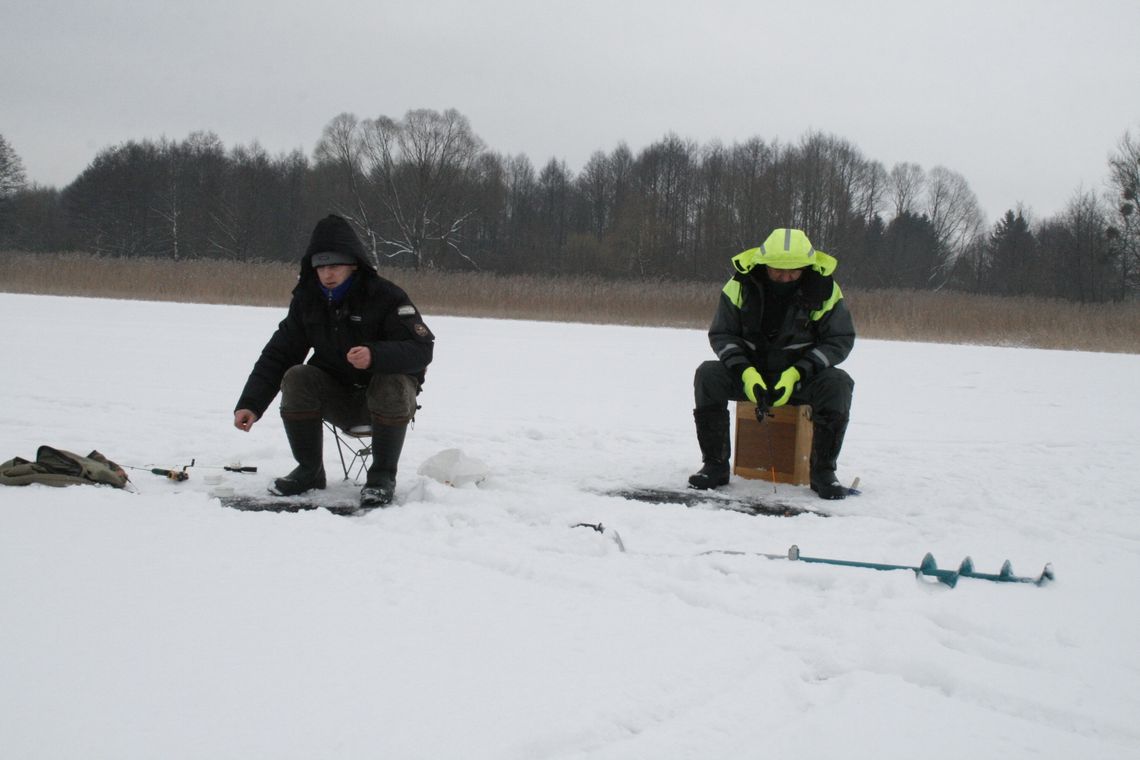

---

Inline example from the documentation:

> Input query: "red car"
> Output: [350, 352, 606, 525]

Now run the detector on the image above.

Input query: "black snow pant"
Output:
[693, 360, 853, 423]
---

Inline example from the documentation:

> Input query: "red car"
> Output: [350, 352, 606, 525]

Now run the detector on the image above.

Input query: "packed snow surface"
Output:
[1, 293, 1138, 759]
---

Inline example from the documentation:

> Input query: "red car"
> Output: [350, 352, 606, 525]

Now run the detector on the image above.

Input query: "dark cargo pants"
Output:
[279, 364, 419, 428]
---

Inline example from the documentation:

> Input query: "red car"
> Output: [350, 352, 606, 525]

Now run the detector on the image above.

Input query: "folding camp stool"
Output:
[323, 422, 373, 483]
[733, 402, 813, 486]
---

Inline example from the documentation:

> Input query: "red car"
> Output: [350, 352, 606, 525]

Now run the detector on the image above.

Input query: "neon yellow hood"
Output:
[731, 228, 837, 276]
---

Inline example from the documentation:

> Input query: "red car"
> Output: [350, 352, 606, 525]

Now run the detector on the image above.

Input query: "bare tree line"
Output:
[1, 114, 1137, 301]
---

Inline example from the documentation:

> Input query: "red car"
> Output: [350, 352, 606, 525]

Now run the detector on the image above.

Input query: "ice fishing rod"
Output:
[753, 396, 779, 493]
[122, 458, 258, 483]
[191, 461, 258, 473]
[122, 461, 192, 482]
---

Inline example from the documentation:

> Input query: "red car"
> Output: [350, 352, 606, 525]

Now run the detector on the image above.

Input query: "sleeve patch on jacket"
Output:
[397, 305, 417, 317]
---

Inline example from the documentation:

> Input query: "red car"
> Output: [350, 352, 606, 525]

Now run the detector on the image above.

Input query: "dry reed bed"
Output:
[2, 252, 1137, 354]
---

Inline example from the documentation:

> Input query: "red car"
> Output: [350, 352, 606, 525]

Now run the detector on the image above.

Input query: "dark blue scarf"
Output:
[320, 273, 356, 305]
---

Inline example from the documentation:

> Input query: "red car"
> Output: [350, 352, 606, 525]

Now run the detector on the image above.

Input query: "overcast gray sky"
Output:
[3, 0, 1138, 224]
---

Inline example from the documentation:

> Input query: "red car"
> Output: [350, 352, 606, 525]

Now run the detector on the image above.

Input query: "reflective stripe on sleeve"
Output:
[717, 343, 742, 360]
[810, 347, 831, 367]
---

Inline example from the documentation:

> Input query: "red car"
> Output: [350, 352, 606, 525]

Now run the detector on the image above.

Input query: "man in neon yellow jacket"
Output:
[690, 228, 855, 499]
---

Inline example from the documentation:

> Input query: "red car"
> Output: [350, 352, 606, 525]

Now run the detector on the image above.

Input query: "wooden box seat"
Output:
[733, 402, 813, 485]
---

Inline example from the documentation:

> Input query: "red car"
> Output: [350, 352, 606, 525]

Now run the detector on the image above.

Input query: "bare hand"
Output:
[234, 409, 259, 431]
[347, 346, 372, 370]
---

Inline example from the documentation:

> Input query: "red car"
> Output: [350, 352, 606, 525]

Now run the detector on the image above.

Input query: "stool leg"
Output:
[324, 422, 352, 480]
[351, 438, 372, 483]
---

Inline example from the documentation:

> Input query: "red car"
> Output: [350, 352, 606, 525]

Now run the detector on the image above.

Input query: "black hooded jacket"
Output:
[234, 215, 435, 418]
[709, 266, 854, 385]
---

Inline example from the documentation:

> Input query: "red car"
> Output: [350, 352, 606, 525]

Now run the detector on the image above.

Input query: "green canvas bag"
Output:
[0, 446, 130, 489]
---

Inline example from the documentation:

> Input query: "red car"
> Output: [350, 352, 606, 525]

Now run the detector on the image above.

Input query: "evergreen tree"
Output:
[880, 211, 942, 288]
[986, 210, 1037, 295]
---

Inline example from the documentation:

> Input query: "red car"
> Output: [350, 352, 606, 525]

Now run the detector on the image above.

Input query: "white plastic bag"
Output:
[417, 448, 489, 487]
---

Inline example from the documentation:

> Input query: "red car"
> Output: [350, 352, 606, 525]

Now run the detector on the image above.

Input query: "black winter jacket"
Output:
[709, 267, 854, 386]
[235, 251, 434, 418]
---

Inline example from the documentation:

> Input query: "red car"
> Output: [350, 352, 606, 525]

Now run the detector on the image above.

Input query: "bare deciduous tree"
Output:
[888, 162, 925, 218]
[726, 137, 777, 248]
[577, 151, 614, 241]
[854, 160, 889, 224]
[0, 134, 28, 198]
[315, 109, 489, 268]
[314, 113, 384, 257]
[1060, 191, 1113, 302]
[0, 133, 29, 242]
[1106, 127, 1140, 298]
[358, 108, 486, 269]
[923, 166, 984, 283]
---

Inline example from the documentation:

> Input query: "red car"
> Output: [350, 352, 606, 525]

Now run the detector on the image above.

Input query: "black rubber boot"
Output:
[810, 416, 849, 500]
[688, 406, 731, 490]
[272, 415, 326, 496]
[360, 421, 407, 508]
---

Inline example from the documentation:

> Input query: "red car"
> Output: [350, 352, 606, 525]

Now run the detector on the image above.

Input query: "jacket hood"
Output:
[299, 214, 376, 280]
[731, 228, 837, 277]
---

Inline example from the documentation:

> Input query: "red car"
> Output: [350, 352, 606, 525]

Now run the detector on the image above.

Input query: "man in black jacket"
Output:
[233, 214, 434, 508]
[689, 228, 855, 499]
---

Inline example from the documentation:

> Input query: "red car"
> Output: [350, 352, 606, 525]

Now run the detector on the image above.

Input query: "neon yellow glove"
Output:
[771, 366, 801, 407]
[741, 366, 768, 405]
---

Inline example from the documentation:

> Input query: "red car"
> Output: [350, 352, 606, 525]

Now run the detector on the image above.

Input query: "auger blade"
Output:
[917, 553, 959, 588]
[955, 558, 1056, 585]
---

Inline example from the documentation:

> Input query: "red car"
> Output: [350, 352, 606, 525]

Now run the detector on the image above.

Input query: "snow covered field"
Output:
[1, 292, 1138, 759]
